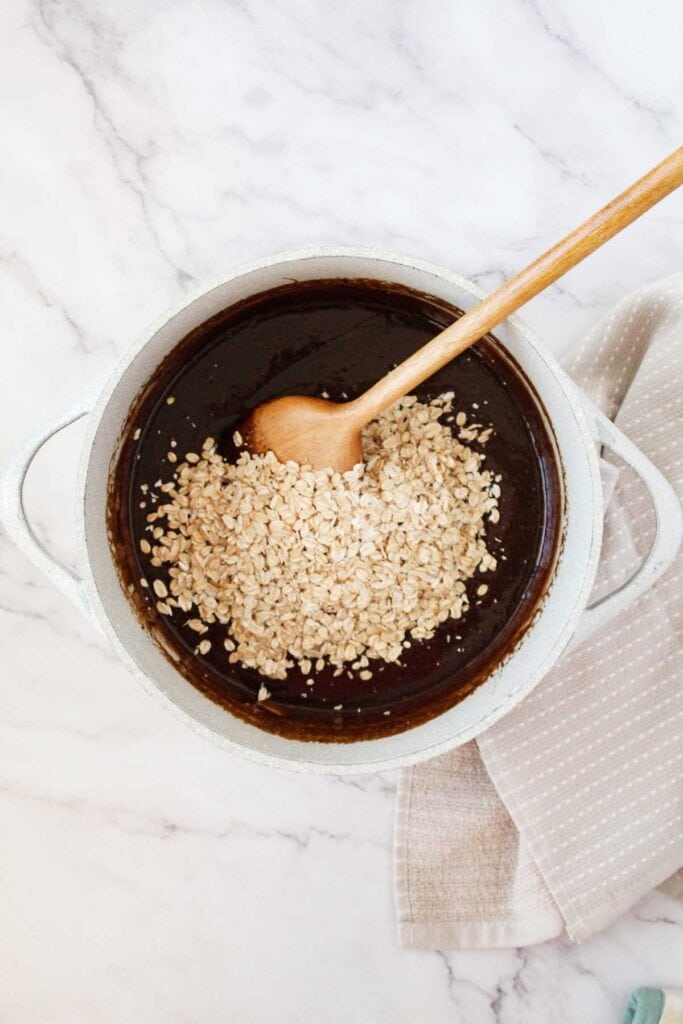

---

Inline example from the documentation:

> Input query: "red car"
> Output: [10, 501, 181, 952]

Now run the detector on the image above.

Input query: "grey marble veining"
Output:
[1, 0, 682, 1020]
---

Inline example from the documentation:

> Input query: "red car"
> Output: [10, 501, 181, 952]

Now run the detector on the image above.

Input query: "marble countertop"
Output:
[1, 1, 682, 1020]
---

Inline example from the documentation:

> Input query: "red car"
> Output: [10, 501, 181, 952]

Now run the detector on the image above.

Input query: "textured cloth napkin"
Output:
[395, 274, 683, 949]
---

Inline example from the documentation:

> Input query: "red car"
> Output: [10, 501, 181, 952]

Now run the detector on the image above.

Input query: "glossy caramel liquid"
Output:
[108, 280, 562, 741]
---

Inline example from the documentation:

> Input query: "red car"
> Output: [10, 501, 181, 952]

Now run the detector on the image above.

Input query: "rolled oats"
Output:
[140, 396, 500, 681]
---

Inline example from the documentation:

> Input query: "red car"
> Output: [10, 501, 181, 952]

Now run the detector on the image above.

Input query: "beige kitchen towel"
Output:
[395, 273, 683, 948]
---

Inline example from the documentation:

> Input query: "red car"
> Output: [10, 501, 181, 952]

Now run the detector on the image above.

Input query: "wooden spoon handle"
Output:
[346, 147, 683, 427]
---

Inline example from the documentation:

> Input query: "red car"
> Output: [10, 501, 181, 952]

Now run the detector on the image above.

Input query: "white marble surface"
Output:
[1, 1, 682, 1020]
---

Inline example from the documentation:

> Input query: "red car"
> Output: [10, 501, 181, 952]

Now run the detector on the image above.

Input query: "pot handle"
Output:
[569, 398, 682, 650]
[0, 398, 96, 624]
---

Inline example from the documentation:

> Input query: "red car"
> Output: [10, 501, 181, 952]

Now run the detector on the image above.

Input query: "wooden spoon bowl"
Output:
[244, 395, 363, 473]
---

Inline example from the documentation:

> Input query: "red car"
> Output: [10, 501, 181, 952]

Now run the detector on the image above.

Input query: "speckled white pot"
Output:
[2, 248, 681, 773]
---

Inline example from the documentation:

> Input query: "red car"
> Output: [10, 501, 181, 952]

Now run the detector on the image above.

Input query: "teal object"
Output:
[623, 989, 665, 1024]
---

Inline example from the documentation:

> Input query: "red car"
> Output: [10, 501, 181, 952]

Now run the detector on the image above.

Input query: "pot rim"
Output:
[75, 246, 603, 774]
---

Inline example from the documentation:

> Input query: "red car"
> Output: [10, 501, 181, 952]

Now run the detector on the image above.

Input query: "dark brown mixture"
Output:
[108, 279, 562, 741]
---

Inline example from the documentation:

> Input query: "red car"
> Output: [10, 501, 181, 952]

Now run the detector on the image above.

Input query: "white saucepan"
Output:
[1, 249, 681, 773]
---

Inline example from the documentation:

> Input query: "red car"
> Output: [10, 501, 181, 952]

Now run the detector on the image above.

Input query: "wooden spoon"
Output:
[243, 147, 683, 471]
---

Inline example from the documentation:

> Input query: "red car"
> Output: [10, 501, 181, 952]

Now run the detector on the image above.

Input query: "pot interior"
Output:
[83, 250, 598, 772]
[106, 277, 562, 743]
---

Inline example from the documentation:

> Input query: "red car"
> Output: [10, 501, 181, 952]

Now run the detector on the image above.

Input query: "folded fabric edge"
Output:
[394, 766, 566, 950]
[657, 869, 683, 901]
[478, 737, 683, 943]
[398, 911, 565, 951]
[477, 737, 588, 941]
[393, 766, 415, 925]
